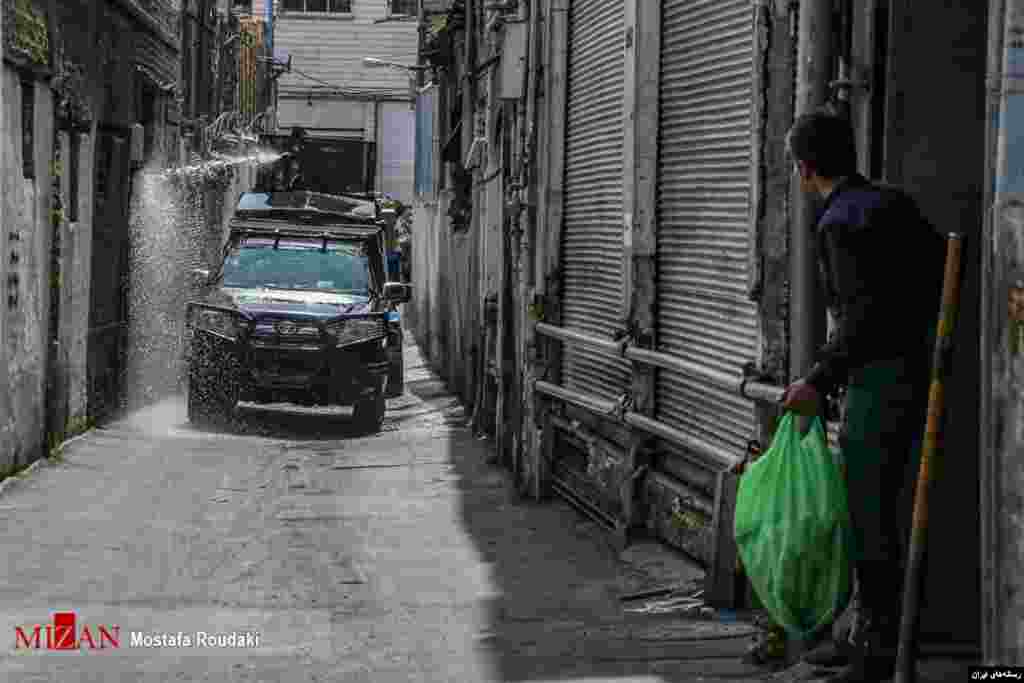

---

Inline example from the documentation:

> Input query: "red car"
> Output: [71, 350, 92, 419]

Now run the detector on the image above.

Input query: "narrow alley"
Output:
[1, 0, 1021, 678]
[0, 335, 776, 682]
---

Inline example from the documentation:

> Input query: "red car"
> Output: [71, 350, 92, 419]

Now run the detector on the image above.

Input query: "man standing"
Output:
[780, 111, 946, 681]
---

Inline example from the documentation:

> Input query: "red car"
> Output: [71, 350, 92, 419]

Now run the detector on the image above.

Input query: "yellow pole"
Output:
[893, 233, 964, 683]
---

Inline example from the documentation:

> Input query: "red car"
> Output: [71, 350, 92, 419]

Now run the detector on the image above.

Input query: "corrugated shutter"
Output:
[655, 0, 757, 457]
[560, 0, 629, 402]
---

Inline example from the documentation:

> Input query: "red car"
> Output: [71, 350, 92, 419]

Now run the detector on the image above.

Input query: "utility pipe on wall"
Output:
[981, 0, 1007, 665]
[790, 1, 834, 381]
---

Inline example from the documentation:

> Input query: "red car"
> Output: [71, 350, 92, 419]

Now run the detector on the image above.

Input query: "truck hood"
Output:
[215, 288, 372, 319]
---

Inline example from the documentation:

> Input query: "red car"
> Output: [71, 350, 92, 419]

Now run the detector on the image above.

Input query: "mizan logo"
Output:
[15, 612, 120, 651]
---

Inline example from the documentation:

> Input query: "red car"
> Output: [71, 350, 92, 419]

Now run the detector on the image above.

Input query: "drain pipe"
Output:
[790, 1, 834, 382]
[980, 0, 1007, 665]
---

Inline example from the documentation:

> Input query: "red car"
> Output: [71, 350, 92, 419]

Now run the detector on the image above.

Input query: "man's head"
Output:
[786, 112, 858, 196]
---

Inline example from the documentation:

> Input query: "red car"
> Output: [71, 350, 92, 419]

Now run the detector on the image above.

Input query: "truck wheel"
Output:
[352, 392, 385, 433]
[386, 353, 404, 398]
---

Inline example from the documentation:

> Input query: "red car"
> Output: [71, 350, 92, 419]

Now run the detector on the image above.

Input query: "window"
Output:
[281, 0, 351, 12]
[68, 133, 80, 222]
[222, 238, 371, 295]
[390, 0, 417, 15]
[21, 78, 34, 179]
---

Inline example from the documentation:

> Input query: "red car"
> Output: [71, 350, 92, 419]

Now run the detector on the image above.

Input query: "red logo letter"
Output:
[78, 626, 96, 650]
[14, 626, 41, 649]
[52, 613, 76, 650]
[98, 626, 120, 649]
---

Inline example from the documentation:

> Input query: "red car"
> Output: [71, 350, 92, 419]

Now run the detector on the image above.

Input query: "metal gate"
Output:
[87, 131, 131, 421]
[655, 0, 758, 457]
[560, 0, 629, 402]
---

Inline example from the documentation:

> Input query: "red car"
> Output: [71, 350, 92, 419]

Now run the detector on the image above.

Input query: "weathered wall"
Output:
[0, 67, 55, 468]
[57, 129, 96, 429]
[988, 0, 1024, 664]
[409, 190, 482, 407]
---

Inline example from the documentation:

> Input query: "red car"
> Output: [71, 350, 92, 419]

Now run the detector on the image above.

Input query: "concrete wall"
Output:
[0, 68, 55, 468]
[58, 129, 97, 428]
[408, 187, 482, 405]
[986, 0, 1024, 664]
[277, 97, 367, 137]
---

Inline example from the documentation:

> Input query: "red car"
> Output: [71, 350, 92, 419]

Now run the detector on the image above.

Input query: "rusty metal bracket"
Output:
[829, 77, 870, 96]
[739, 361, 778, 402]
[612, 393, 636, 421]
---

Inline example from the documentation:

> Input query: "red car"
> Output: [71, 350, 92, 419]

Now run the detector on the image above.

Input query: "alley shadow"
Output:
[415, 347, 765, 682]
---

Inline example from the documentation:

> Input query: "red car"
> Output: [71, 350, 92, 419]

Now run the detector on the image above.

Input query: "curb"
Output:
[0, 427, 96, 497]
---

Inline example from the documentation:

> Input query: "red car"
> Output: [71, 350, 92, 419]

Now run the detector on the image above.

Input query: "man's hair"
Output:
[787, 111, 858, 179]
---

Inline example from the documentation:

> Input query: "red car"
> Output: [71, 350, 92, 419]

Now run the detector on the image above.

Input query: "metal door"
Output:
[379, 102, 415, 204]
[88, 132, 131, 421]
[560, 0, 629, 402]
[655, 0, 757, 458]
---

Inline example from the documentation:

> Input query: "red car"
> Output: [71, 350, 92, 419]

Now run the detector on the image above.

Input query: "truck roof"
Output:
[233, 191, 381, 229]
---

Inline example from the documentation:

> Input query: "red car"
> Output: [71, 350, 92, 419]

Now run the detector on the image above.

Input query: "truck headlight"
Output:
[190, 306, 243, 341]
[325, 318, 385, 347]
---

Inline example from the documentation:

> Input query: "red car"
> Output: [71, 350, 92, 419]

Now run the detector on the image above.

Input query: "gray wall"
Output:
[0, 68, 55, 468]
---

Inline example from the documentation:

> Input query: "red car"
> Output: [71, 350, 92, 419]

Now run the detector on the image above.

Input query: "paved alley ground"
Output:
[0, 335, 966, 683]
[0, 334, 770, 682]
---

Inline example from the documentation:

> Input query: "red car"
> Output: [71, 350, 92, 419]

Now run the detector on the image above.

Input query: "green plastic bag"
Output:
[734, 413, 853, 639]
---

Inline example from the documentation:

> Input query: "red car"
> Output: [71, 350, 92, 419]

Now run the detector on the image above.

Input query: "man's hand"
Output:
[781, 379, 821, 417]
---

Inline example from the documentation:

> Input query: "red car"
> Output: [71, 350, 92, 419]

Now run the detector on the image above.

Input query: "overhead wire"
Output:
[280, 63, 413, 99]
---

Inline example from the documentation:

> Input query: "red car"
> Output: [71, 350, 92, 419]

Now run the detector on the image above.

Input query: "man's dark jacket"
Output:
[804, 174, 947, 397]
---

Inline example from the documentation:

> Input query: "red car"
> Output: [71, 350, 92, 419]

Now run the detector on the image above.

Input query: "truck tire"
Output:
[352, 392, 386, 433]
[386, 352, 405, 398]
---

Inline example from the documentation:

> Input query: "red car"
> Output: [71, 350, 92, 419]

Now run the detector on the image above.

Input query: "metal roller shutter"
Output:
[561, 0, 630, 402]
[656, 0, 758, 457]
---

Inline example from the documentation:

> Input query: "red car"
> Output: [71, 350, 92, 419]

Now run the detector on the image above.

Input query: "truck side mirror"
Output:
[383, 282, 411, 304]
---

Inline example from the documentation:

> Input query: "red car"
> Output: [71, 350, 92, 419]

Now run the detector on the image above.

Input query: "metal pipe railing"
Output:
[622, 412, 735, 471]
[625, 345, 741, 393]
[534, 380, 619, 417]
[534, 379, 738, 470]
[535, 321, 628, 356]
[535, 322, 785, 404]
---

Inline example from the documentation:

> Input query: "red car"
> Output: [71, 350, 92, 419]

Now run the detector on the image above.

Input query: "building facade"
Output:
[253, 0, 419, 203]
[411, 0, 1022, 665]
[0, 0, 274, 466]
[1, 0, 180, 466]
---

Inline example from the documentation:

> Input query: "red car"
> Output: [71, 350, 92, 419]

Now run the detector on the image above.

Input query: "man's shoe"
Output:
[824, 607, 897, 682]
[742, 621, 788, 668]
[802, 638, 852, 667]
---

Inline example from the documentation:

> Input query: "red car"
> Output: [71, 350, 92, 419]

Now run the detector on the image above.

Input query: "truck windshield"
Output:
[221, 237, 371, 296]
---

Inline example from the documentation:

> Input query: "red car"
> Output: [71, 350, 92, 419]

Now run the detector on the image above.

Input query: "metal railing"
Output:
[533, 321, 786, 468]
